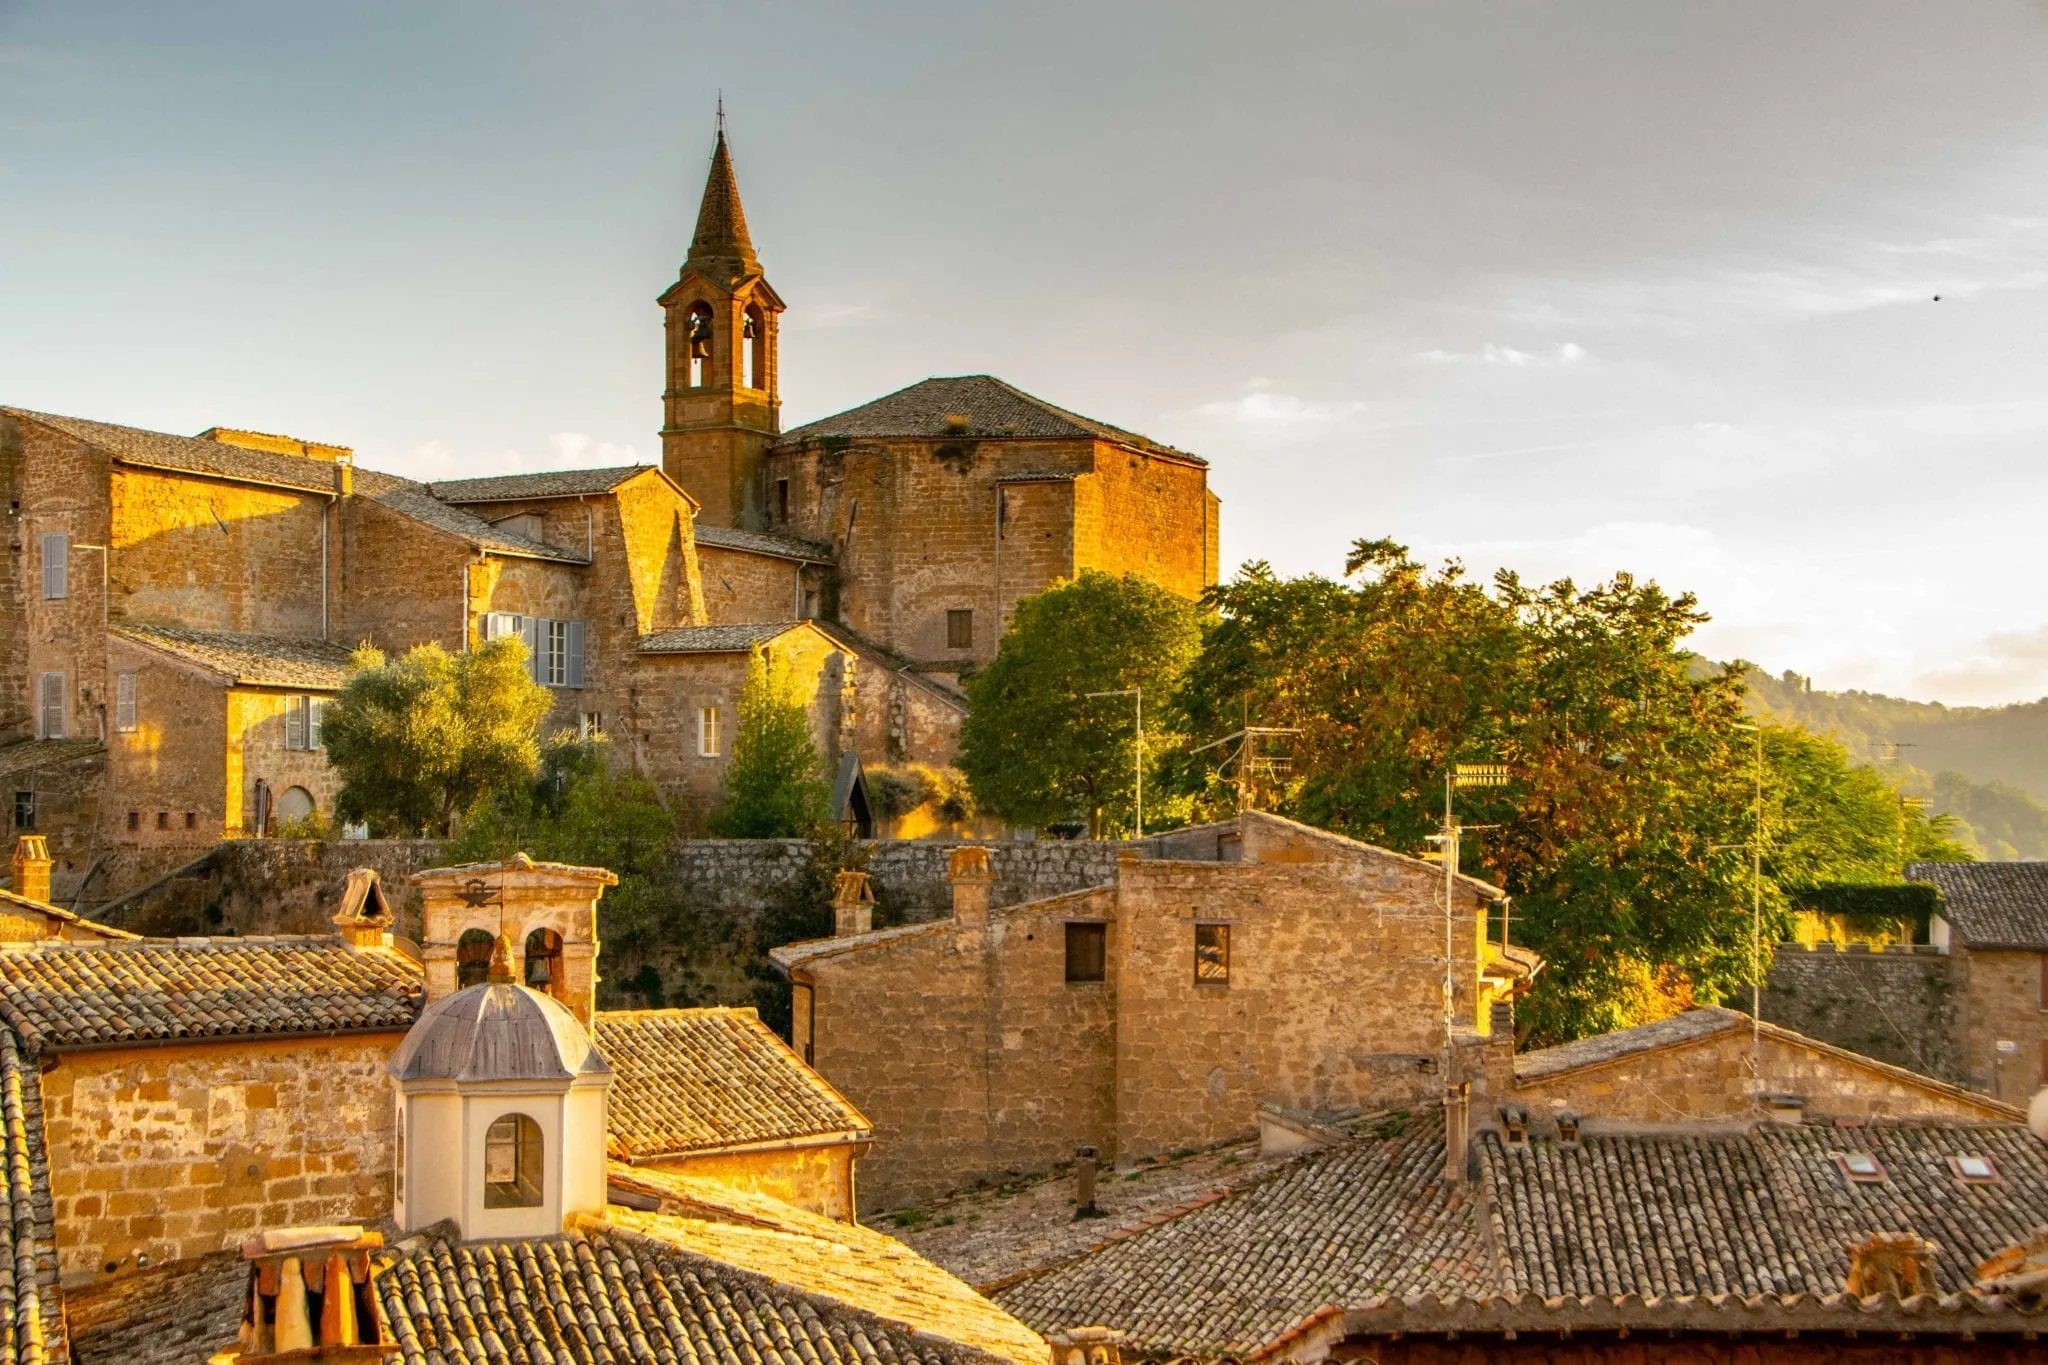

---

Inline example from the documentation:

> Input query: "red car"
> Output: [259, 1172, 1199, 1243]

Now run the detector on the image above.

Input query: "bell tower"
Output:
[659, 119, 785, 529]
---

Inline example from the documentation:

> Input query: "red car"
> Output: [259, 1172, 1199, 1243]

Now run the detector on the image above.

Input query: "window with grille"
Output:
[39, 534, 67, 600]
[1065, 923, 1107, 983]
[1195, 923, 1231, 985]
[947, 609, 974, 650]
[37, 673, 64, 739]
[115, 672, 137, 732]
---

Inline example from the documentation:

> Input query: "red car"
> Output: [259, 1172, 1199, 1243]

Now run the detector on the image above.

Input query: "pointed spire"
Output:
[688, 120, 758, 277]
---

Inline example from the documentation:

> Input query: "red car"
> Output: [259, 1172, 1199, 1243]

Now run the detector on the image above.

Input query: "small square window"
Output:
[1195, 923, 1230, 985]
[1065, 923, 1107, 983]
[1834, 1151, 1887, 1183]
[154, 811, 168, 831]
[184, 812, 197, 830]
[1952, 1154, 2000, 1183]
[947, 609, 974, 650]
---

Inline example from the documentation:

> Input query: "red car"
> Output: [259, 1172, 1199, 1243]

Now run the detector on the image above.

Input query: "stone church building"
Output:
[0, 128, 1219, 900]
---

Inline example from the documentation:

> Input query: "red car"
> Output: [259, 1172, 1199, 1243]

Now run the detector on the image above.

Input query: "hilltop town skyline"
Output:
[5, 3, 2048, 709]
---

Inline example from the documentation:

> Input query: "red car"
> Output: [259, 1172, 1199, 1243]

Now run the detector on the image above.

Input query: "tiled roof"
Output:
[0, 740, 102, 783]
[780, 376, 1199, 462]
[1910, 860, 2048, 949]
[696, 523, 836, 563]
[0, 1031, 62, 1363]
[376, 1205, 1043, 1365]
[369, 484, 590, 563]
[61, 1249, 244, 1365]
[110, 625, 358, 690]
[427, 465, 652, 504]
[0, 887, 135, 944]
[995, 1111, 1487, 1356]
[3, 408, 345, 495]
[639, 621, 809, 654]
[0, 938, 422, 1051]
[994, 1114, 2048, 1356]
[598, 1007, 870, 1160]
[771, 920, 953, 971]
[1514, 1006, 1748, 1081]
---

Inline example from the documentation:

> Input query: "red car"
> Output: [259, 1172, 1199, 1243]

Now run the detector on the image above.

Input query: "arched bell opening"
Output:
[524, 927, 565, 1002]
[456, 929, 496, 988]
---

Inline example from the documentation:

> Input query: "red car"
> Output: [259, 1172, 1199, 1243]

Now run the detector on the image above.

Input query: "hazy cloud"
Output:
[1417, 342, 1587, 366]
[1193, 383, 1369, 428]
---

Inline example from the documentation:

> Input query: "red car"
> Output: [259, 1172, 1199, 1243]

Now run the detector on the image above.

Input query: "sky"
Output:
[4, 2, 2047, 706]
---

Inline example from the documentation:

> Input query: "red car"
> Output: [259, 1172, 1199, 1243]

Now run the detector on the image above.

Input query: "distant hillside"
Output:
[1745, 669, 2048, 859]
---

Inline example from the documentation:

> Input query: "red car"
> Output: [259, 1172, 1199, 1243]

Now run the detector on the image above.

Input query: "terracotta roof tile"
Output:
[1910, 860, 2048, 949]
[0, 1031, 62, 1363]
[598, 1007, 870, 1159]
[1513, 1006, 1748, 1081]
[696, 523, 836, 563]
[2, 408, 345, 495]
[0, 938, 422, 1051]
[369, 484, 590, 563]
[639, 621, 809, 654]
[110, 625, 357, 690]
[375, 1210, 1039, 1365]
[426, 465, 652, 503]
[995, 1114, 2048, 1356]
[780, 376, 1199, 463]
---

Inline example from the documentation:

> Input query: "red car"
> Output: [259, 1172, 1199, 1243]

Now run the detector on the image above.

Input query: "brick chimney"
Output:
[948, 845, 994, 928]
[9, 836, 51, 906]
[1443, 1084, 1470, 1185]
[223, 1225, 388, 1360]
[832, 869, 874, 937]
[1847, 1232, 1938, 1297]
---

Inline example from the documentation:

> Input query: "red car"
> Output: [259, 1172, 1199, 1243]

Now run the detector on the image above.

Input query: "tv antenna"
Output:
[1190, 726, 1300, 813]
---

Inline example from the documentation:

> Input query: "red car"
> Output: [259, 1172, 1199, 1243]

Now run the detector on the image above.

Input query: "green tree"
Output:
[959, 571, 1205, 836]
[448, 732, 679, 964]
[322, 638, 553, 836]
[1171, 542, 1761, 1044]
[709, 647, 829, 837]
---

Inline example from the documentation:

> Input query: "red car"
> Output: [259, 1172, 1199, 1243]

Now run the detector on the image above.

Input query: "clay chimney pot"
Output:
[9, 835, 51, 906]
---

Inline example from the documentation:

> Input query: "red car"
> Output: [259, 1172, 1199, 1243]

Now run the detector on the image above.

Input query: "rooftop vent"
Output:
[1846, 1231, 1937, 1298]
[1554, 1108, 1582, 1145]
[227, 1225, 388, 1360]
[1498, 1101, 1529, 1146]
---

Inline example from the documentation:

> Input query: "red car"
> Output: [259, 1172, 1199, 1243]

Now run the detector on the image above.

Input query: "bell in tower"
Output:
[659, 115, 786, 529]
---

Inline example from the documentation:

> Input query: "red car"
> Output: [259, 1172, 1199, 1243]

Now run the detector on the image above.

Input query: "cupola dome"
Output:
[390, 981, 611, 1085]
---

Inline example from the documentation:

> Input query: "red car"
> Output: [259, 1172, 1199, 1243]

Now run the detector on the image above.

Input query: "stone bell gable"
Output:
[410, 853, 617, 1027]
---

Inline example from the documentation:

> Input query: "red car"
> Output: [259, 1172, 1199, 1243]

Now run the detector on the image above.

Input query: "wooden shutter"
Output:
[39, 534, 67, 600]
[309, 699, 326, 750]
[38, 673, 63, 739]
[115, 672, 136, 732]
[285, 696, 307, 751]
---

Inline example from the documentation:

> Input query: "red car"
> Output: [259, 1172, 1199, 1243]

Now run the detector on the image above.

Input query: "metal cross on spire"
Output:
[717, 91, 725, 136]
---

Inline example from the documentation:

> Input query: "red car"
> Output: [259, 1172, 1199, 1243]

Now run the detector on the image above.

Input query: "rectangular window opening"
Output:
[776, 479, 790, 524]
[39, 533, 68, 600]
[1195, 923, 1231, 985]
[184, 812, 197, 830]
[114, 671, 137, 732]
[37, 673, 64, 740]
[12, 793, 33, 832]
[947, 609, 974, 650]
[1065, 922, 1107, 984]
[698, 705, 721, 758]
[126, 811, 140, 833]
[155, 811, 168, 831]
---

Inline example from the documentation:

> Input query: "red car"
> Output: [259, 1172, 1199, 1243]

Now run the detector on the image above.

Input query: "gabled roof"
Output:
[0, 937, 422, 1051]
[1910, 860, 2048, 950]
[110, 625, 357, 690]
[598, 1007, 870, 1160]
[3, 407, 345, 495]
[779, 376, 1200, 463]
[993, 1112, 2048, 1356]
[1513, 1006, 1750, 1081]
[427, 465, 654, 504]
[695, 523, 836, 564]
[369, 484, 590, 563]
[638, 620, 814, 655]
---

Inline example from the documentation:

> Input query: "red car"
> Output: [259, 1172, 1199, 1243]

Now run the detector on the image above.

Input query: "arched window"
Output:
[686, 302, 714, 387]
[456, 929, 496, 988]
[275, 785, 315, 825]
[483, 1113, 544, 1208]
[524, 927, 564, 999]
[743, 305, 765, 390]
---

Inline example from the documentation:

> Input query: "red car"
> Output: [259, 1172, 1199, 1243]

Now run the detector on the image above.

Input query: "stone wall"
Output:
[699, 544, 803, 624]
[94, 838, 443, 938]
[1954, 944, 2048, 1104]
[663, 838, 1122, 919]
[1761, 943, 1962, 1083]
[1513, 1027, 2013, 1125]
[41, 1032, 401, 1285]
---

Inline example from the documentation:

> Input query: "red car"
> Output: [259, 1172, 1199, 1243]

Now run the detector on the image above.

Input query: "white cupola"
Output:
[386, 932, 612, 1240]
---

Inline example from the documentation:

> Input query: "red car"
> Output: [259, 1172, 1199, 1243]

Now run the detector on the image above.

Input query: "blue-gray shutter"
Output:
[566, 621, 585, 689]
[40, 534, 67, 600]
[521, 616, 541, 681]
